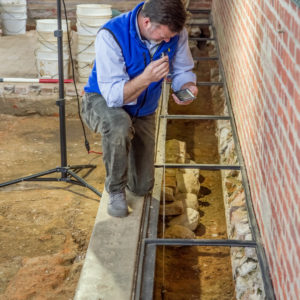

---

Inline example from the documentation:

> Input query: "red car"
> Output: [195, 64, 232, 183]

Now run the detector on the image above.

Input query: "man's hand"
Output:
[123, 56, 169, 104]
[142, 56, 169, 84]
[172, 82, 198, 106]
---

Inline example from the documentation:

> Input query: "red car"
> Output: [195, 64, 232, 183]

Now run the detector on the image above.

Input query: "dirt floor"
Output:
[0, 115, 105, 299]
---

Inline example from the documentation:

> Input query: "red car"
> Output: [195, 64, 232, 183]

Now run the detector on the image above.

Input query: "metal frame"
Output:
[133, 9, 275, 300]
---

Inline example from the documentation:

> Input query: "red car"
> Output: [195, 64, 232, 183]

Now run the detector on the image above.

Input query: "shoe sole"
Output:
[107, 206, 129, 218]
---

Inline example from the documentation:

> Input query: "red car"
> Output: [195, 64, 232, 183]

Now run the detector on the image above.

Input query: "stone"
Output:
[239, 261, 257, 277]
[165, 168, 177, 176]
[169, 208, 200, 231]
[165, 225, 196, 239]
[235, 223, 251, 240]
[176, 172, 200, 195]
[245, 247, 258, 260]
[230, 208, 249, 225]
[210, 67, 220, 81]
[219, 126, 230, 142]
[179, 160, 200, 178]
[189, 26, 201, 37]
[230, 190, 246, 207]
[159, 201, 184, 216]
[4, 84, 15, 94]
[188, 40, 198, 50]
[175, 193, 199, 210]
[160, 187, 175, 202]
[29, 85, 41, 95]
[235, 276, 249, 299]
[165, 176, 177, 189]
[165, 139, 186, 163]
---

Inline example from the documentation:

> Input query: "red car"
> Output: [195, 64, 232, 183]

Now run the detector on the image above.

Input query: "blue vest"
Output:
[84, 2, 179, 117]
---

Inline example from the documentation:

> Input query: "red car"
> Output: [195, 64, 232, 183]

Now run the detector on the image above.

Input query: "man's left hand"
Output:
[172, 83, 198, 106]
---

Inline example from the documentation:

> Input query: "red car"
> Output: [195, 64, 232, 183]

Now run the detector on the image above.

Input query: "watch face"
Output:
[175, 89, 195, 101]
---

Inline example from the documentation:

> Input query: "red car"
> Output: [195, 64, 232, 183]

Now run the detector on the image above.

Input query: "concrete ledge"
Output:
[74, 189, 145, 300]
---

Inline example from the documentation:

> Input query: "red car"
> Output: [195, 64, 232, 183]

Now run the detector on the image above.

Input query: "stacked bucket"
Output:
[76, 4, 112, 83]
[35, 19, 71, 79]
[0, 0, 27, 35]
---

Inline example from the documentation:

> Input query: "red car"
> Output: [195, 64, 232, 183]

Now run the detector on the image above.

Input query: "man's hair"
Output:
[141, 0, 186, 33]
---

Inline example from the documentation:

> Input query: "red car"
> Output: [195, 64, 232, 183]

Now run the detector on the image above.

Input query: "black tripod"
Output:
[0, 0, 101, 198]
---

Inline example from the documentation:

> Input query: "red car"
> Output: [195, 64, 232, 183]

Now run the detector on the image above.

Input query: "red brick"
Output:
[296, 48, 300, 65]
[212, 1, 298, 297]
[288, 37, 295, 57]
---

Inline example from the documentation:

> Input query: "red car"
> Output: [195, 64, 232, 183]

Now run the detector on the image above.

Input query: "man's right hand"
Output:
[123, 55, 169, 104]
[142, 56, 169, 84]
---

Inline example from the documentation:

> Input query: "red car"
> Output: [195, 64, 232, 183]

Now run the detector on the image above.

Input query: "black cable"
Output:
[62, 0, 90, 153]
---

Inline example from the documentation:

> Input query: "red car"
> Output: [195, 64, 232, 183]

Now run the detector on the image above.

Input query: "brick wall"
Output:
[212, 0, 300, 299]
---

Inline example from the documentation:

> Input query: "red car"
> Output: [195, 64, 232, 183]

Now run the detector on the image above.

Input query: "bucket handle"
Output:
[35, 58, 69, 79]
[77, 40, 95, 55]
[77, 19, 101, 35]
[36, 30, 73, 44]
[77, 61, 94, 69]
[0, 7, 27, 19]
[36, 35, 72, 52]
[2, 21, 26, 34]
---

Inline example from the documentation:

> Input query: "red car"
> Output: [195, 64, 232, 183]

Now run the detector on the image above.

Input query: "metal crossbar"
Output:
[188, 22, 212, 26]
[160, 114, 230, 120]
[189, 37, 215, 41]
[145, 238, 257, 247]
[154, 163, 240, 170]
[197, 81, 223, 85]
[188, 9, 211, 14]
[194, 56, 219, 60]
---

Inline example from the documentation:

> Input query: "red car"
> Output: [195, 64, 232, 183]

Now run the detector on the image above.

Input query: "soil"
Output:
[0, 115, 105, 299]
[153, 43, 236, 299]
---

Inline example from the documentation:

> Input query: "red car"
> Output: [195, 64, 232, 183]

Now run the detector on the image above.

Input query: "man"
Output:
[81, 0, 198, 217]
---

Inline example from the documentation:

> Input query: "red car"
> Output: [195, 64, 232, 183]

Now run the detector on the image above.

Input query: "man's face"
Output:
[144, 20, 177, 43]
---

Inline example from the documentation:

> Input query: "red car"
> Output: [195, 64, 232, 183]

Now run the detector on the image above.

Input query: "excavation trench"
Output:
[153, 42, 236, 299]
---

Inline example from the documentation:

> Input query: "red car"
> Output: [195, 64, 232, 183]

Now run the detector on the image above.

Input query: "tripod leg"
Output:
[67, 169, 102, 197]
[0, 168, 59, 188]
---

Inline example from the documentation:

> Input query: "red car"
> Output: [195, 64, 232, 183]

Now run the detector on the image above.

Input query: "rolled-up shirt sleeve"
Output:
[170, 28, 196, 91]
[95, 30, 137, 107]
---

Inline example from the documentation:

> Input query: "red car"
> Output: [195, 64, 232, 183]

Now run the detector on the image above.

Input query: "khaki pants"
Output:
[81, 92, 156, 196]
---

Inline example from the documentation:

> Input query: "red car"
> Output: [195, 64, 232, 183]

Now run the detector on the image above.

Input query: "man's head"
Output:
[139, 0, 186, 43]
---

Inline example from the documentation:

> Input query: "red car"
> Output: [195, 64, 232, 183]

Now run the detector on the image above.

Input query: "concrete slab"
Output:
[74, 189, 145, 300]
[0, 31, 38, 78]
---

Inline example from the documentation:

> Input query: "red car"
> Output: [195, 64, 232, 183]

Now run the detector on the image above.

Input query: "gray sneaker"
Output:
[107, 191, 128, 217]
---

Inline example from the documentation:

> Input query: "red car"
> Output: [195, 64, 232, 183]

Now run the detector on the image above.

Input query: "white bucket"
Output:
[0, 0, 26, 5]
[0, 2, 27, 35]
[36, 19, 71, 32]
[76, 4, 112, 17]
[0, 3, 26, 14]
[77, 51, 95, 83]
[36, 19, 70, 46]
[77, 14, 111, 27]
[37, 41, 70, 53]
[76, 22, 100, 36]
[36, 50, 69, 79]
[37, 31, 69, 43]
[77, 60, 94, 83]
[77, 52, 95, 63]
[2, 11, 26, 18]
[1, 16, 26, 35]
[77, 34, 95, 54]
